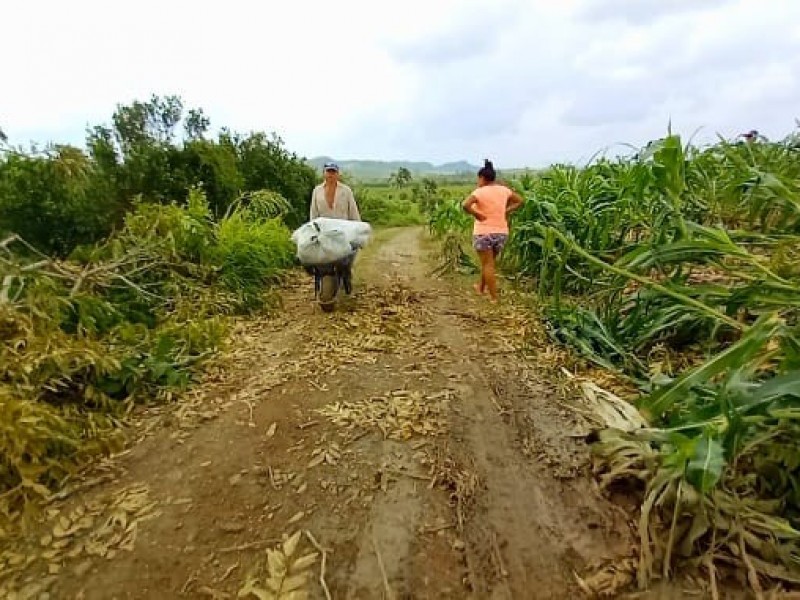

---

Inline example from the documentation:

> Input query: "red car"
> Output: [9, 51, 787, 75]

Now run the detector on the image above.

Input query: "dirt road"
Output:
[2, 227, 688, 599]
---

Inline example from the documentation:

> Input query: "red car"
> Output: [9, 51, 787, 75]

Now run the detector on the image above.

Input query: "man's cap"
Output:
[323, 161, 340, 172]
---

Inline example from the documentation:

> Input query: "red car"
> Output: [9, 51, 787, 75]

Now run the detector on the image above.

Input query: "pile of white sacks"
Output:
[290, 217, 373, 266]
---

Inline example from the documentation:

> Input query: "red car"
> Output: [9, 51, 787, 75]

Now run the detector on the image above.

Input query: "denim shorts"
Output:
[473, 233, 508, 253]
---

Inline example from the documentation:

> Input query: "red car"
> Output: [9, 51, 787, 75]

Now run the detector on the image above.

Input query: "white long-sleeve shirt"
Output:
[309, 182, 361, 221]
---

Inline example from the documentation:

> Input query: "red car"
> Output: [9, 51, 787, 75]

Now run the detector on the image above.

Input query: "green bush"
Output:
[214, 212, 294, 310]
[0, 187, 293, 520]
[0, 147, 122, 256]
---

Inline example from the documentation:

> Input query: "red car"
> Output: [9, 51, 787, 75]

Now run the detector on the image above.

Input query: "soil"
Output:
[1, 228, 729, 599]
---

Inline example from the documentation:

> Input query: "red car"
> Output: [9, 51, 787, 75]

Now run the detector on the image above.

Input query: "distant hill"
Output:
[306, 157, 480, 181]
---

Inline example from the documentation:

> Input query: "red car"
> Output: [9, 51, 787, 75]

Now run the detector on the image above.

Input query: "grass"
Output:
[355, 184, 424, 227]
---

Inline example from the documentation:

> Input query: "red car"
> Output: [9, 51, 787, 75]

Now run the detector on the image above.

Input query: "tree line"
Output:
[0, 95, 317, 256]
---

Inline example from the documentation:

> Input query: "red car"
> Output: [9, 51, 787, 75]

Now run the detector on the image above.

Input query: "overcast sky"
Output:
[2, 0, 798, 167]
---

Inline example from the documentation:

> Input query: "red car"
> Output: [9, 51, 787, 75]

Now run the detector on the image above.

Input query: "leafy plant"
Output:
[213, 212, 294, 311]
[0, 186, 292, 521]
[427, 124, 800, 591]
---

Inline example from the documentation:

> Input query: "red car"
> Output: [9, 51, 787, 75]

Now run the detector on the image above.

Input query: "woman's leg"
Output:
[489, 235, 508, 300]
[472, 236, 485, 294]
[478, 249, 498, 301]
[474, 272, 485, 295]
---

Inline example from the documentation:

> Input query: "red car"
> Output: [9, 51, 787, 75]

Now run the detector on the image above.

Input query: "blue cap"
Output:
[323, 161, 339, 172]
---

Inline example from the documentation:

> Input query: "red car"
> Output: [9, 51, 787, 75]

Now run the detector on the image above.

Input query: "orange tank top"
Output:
[471, 184, 511, 235]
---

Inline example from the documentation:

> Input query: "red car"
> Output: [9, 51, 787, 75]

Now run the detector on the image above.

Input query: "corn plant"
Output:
[425, 190, 477, 275]
[494, 126, 800, 591]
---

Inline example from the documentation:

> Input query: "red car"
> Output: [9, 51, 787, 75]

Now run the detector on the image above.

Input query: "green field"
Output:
[355, 180, 472, 228]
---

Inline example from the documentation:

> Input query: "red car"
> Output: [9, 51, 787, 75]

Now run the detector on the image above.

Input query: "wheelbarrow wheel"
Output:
[319, 274, 338, 312]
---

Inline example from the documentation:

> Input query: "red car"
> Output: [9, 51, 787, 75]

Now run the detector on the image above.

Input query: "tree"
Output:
[0, 96, 319, 255]
[86, 95, 188, 206]
[111, 95, 184, 153]
[185, 108, 210, 141]
[234, 132, 316, 227]
[0, 148, 118, 255]
[178, 137, 244, 217]
[413, 177, 439, 213]
[389, 167, 412, 188]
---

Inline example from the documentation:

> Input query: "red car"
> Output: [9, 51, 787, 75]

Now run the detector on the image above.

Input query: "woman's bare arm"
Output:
[506, 191, 524, 214]
[463, 194, 486, 221]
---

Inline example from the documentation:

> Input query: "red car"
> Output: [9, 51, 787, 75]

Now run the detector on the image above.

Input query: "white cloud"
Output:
[1, 0, 798, 167]
[574, 0, 735, 25]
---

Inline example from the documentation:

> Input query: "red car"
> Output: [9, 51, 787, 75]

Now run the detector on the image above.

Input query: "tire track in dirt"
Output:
[431, 311, 631, 599]
[310, 229, 468, 599]
[1, 227, 696, 599]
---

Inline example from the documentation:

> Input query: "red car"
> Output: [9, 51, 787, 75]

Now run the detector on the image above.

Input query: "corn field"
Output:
[427, 127, 800, 591]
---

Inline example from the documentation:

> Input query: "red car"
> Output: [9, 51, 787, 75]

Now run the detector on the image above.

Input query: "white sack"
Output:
[291, 218, 372, 266]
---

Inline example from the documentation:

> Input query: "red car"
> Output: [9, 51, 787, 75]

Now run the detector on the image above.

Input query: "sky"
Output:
[2, 0, 799, 168]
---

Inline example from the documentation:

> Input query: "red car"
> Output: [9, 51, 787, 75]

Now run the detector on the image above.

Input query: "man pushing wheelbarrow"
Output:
[292, 162, 371, 312]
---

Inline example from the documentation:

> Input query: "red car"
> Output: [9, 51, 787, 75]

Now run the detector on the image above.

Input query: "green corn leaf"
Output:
[640, 313, 782, 420]
[746, 371, 800, 407]
[685, 433, 725, 493]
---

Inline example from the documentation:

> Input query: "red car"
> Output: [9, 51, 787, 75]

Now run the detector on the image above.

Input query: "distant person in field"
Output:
[462, 159, 524, 303]
[308, 161, 361, 293]
[738, 130, 764, 144]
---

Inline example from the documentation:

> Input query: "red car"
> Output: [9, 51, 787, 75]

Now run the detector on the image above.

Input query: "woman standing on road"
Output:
[462, 159, 524, 303]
